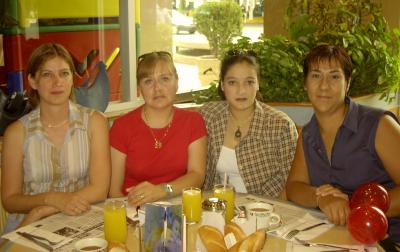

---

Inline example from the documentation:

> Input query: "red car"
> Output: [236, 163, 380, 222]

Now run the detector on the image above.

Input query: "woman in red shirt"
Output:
[109, 51, 207, 206]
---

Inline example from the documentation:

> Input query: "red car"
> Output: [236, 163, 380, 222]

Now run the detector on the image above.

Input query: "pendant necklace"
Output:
[143, 108, 174, 149]
[43, 119, 69, 128]
[229, 110, 254, 140]
[235, 127, 242, 139]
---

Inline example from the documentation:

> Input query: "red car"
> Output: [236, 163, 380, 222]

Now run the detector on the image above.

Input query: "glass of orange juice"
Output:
[213, 184, 235, 223]
[104, 199, 127, 243]
[182, 187, 202, 224]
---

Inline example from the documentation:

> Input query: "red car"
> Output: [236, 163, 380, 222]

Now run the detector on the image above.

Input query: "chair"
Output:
[0, 169, 9, 235]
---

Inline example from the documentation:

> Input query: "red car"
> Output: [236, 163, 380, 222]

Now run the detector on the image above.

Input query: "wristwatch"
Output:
[163, 183, 174, 198]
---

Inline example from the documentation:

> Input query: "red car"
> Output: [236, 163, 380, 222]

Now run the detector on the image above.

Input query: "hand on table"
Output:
[18, 206, 59, 228]
[315, 185, 350, 225]
[46, 192, 91, 215]
[126, 181, 165, 207]
[316, 184, 349, 201]
[318, 195, 350, 226]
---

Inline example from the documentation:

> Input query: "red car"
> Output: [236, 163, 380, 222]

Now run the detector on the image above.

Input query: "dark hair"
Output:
[137, 51, 178, 83]
[26, 43, 76, 107]
[303, 44, 352, 83]
[218, 50, 263, 101]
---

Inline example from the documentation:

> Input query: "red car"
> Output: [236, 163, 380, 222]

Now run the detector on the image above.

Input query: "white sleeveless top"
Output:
[216, 146, 247, 193]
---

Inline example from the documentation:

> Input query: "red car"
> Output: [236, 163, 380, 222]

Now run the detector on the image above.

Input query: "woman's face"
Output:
[221, 62, 259, 111]
[305, 59, 349, 115]
[138, 61, 178, 110]
[28, 56, 73, 106]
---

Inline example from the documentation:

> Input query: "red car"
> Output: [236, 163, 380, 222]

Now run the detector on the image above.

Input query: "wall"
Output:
[380, 0, 400, 28]
[263, 0, 289, 37]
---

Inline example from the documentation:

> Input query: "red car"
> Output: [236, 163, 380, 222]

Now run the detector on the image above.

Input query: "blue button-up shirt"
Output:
[302, 97, 399, 242]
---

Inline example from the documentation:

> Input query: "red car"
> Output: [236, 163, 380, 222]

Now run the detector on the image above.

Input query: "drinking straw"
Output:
[223, 172, 228, 189]
[182, 214, 187, 252]
[163, 210, 167, 248]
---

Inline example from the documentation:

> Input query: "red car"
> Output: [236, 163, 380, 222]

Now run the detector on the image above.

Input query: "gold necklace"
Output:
[43, 119, 69, 128]
[229, 110, 254, 140]
[143, 108, 174, 149]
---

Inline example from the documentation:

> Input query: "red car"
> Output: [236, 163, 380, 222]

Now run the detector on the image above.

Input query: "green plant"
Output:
[286, 0, 400, 102]
[191, 81, 220, 104]
[193, 1, 243, 56]
[193, 0, 400, 103]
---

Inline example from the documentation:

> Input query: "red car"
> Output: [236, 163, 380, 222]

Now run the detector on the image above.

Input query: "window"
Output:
[0, 0, 265, 114]
[0, 0, 141, 116]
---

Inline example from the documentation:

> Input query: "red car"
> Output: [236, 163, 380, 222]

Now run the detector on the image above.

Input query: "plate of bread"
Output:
[198, 223, 266, 252]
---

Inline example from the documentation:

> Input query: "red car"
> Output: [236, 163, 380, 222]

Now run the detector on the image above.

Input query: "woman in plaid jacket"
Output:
[199, 51, 298, 198]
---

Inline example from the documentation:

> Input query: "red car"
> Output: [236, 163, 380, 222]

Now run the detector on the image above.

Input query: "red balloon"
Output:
[350, 183, 390, 213]
[348, 205, 388, 244]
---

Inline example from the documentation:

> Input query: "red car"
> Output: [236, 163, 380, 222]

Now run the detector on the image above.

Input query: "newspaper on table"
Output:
[2, 206, 104, 252]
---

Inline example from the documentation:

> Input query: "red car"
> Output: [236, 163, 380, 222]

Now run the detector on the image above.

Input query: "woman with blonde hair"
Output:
[109, 51, 207, 206]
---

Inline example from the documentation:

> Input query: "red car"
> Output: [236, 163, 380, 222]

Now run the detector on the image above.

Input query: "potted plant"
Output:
[192, 1, 243, 86]
[193, 0, 400, 121]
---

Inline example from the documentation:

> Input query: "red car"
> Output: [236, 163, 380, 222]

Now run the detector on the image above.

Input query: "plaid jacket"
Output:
[199, 101, 298, 197]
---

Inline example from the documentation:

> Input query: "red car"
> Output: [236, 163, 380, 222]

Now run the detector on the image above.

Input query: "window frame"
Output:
[105, 0, 142, 115]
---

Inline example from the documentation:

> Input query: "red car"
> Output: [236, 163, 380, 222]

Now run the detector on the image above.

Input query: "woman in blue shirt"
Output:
[286, 44, 400, 242]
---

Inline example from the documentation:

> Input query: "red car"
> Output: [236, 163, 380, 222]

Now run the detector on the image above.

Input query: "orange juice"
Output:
[104, 200, 127, 243]
[214, 184, 235, 222]
[182, 187, 202, 223]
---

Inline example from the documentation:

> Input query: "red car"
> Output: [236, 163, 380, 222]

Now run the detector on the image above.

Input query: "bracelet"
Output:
[163, 183, 174, 198]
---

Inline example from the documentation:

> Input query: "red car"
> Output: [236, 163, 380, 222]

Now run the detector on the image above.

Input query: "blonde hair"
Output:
[136, 51, 178, 83]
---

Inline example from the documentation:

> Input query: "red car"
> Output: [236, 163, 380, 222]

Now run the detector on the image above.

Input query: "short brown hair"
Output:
[303, 44, 352, 83]
[26, 43, 76, 107]
[136, 51, 178, 83]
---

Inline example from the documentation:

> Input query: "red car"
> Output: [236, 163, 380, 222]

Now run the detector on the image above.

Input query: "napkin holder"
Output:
[144, 202, 183, 251]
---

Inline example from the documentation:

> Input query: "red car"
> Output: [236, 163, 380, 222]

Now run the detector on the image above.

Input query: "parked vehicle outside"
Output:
[172, 10, 196, 34]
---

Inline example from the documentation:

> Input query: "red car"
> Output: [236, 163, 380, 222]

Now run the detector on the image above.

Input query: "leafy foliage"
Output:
[193, 0, 400, 103]
[193, 1, 243, 56]
[191, 81, 220, 104]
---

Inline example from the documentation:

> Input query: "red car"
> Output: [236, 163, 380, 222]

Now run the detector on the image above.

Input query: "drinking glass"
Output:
[182, 187, 202, 224]
[213, 184, 235, 222]
[103, 199, 127, 243]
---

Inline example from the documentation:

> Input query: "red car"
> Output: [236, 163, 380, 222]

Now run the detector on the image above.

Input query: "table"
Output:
[0, 194, 384, 251]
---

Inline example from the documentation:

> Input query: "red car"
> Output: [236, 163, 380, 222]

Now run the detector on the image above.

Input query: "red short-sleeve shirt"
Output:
[110, 105, 207, 194]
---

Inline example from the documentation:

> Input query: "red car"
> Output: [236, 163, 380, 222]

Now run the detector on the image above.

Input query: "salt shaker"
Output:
[201, 197, 226, 227]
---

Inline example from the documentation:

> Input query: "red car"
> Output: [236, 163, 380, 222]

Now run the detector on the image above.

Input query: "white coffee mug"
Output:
[74, 237, 108, 252]
[246, 202, 281, 230]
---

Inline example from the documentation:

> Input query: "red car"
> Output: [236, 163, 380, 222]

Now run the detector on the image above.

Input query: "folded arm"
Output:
[286, 132, 349, 225]
[127, 136, 207, 206]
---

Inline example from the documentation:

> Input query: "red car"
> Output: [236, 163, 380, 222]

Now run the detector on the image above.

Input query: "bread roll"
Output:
[238, 234, 254, 252]
[227, 239, 242, 252]
[224, 223, 246, 242]
[198, 225, 227, 252]
[252, 230, 266, 252]
[228, 230, 266, 252]
[206, 240, 228, 252]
